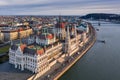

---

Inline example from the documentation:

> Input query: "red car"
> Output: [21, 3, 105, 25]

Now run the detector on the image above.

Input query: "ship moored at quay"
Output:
[8, 16, 96, 80]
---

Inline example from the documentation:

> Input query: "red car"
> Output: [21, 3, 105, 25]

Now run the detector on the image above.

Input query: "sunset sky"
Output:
[0, 0, 120, 15]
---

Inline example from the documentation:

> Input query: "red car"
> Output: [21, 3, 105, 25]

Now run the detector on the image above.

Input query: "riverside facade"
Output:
[9, 17, 89, 77]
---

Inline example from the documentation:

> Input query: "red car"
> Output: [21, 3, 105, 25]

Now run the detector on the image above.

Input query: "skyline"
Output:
[0, 0, 120, 15]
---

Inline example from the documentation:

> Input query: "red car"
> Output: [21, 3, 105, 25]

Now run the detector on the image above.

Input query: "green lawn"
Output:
[0, 45, 10, 54]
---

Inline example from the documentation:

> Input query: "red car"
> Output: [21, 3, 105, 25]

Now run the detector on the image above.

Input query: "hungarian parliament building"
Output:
[9, 18, 89, 76]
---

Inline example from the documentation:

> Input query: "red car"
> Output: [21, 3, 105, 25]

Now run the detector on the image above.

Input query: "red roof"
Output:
[46, 34, 53, 39]
[17, 27, 23, 32]
[39, 33, 54, 40]
[60, 22, 65, 28]
[37, 48, 44, 55]
[20, 44, 27, 51]
[56, 22, 66, 28]
[71, 27, 75, 31]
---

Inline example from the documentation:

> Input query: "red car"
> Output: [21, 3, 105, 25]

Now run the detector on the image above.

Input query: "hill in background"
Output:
[80, 13, 120, 21]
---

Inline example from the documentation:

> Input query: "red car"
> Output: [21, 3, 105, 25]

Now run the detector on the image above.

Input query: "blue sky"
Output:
[0, 0, 120, 15]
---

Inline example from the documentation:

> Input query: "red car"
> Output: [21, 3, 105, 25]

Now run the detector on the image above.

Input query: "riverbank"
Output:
[53, 24, 96, 80]
[27, 23, 96, 80]
[60, 20, 120, 80]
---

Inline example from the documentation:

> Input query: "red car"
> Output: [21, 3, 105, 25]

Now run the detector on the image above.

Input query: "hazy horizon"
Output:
[0, 0, 120, 15]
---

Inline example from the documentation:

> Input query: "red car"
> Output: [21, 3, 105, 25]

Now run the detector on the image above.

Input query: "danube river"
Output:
[60, 21, 120, 80]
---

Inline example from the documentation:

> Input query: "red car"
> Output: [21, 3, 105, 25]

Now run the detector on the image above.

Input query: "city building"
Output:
[0, 30, 4, 42]
[9, 44, 50, 74]
[0, 27, 33, 41]
[9, 18, 89, 77]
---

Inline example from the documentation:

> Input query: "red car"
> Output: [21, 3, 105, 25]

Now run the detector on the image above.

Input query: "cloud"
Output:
[0, 1, 8, 6]
[0, 0, 120, 15]
[0, 0, 53, 6]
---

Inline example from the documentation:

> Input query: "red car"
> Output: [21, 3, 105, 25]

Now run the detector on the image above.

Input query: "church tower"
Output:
[74, 24, 79, 48]
[74, 24, 78, 43]
[56, 15, 66, 40]
[64, 25, 71, 56]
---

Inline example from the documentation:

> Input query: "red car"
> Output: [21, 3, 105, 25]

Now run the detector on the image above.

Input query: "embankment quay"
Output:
[60, 21, 120, 80]
[28, 23, 96, 80]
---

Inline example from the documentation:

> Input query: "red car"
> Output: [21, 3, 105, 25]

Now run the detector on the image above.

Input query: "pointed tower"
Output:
[54, 26, 56, 41]
[74, 24, 79, 48]
[58, 15, 66, 40]
[74, 24, 77, 42]
[64, 25, 71, 56]
[58, 15, 62, 40]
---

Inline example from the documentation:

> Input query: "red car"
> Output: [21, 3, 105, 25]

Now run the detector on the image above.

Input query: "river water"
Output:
[59, 21, 120, 80]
